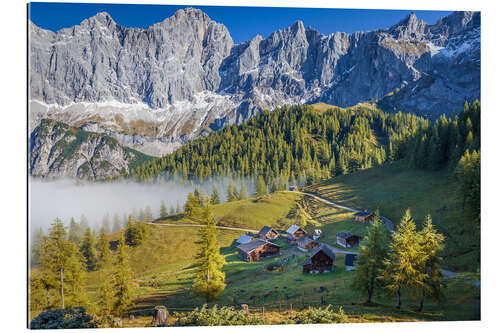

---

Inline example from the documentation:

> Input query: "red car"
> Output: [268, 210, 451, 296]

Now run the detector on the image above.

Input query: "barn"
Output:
[237, 239, 281, 262]
[354, 211, 374, 223]
[286, 224, 307, 243]
[296, 237, 318, 251]
[336, 232, 362, 248]
[258, 226, 279, 240]
[302, 244, 336, 273]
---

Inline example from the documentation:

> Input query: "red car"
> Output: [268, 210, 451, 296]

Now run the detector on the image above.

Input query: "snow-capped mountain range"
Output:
[29, 8, 480, 158]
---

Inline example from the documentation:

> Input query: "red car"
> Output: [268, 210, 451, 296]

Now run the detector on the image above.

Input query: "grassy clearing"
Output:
[303, 161, 480, 272]
[157, 192, 304, 230]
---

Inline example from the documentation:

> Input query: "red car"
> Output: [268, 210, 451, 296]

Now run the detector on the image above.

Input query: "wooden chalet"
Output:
[296, 237, 318, 251]
[336, 232, 362, 248]
[237, 239, 281, 262]
[302, 244, 336, 273]
[258, 226, 279, 240]
[286, 224, 307, 243]
[345, 254, 358, 271]
[354, 211, 374, 223]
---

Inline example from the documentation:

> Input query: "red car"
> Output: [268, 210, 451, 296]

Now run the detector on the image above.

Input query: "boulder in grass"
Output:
[152, 306, 169, 327]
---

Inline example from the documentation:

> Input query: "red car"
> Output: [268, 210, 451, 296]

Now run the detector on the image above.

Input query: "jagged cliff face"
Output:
[29, 8, 480, 157]
[30, 119, 153, 180]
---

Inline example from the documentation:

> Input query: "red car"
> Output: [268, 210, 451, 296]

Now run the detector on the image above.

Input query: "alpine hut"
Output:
[237, 239, 281, 262]
[336, 232, 362, 248]
[258, 226, 279, 240]
[301, 244, 336, 274]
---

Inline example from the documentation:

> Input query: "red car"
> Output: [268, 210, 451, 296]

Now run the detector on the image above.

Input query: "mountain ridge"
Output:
[29, 8, 480, 156]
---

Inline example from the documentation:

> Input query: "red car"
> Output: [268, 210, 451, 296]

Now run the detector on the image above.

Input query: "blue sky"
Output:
[28, 2, 452, 44]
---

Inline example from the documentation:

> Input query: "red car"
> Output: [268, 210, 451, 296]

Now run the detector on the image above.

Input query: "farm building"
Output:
[301, 244, 336, 273]
[237, 239, 281, 262]
[296, 237, 318, 251]
[345, 254, 358, 271]
[236, 234, 253, 244]
[336, 232, 362, 248]
[286, 224, 307, 243]
[258, 226, 279, 240]
[354, 211, 374, 223]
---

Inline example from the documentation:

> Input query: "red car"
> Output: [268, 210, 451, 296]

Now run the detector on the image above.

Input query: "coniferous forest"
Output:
[128, 104, 428, 183]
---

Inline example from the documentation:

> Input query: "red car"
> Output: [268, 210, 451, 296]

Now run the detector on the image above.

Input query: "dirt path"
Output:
[285, 190, 395, 233]
[140, 221, 258, 233]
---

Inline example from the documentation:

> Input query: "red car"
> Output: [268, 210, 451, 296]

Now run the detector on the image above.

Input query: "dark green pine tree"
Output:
[255, 176, 268, 198]
[210, 185, 220, 205]
[160, 200, 168, 219]
[239, 180, 247, 200]
[80, 227, 98, 271]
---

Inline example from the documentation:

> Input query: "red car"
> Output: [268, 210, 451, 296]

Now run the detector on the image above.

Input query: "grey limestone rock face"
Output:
[29, 8, 480, 158]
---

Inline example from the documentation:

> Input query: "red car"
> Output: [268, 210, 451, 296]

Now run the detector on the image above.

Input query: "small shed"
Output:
[258, 226, 279, 240]
[336, 232, 362, 248]
[296, 237, 318, 251]
[312, 229, 322, 240]
[236, 234, 253, 244]
[345, 254, 358, 271]
[237, 239, 281, 262]
[354, 211, 374, 223]
[289, 185, 298, 191]
[286, 224, 307, 243]
[302, 244, 336, 273]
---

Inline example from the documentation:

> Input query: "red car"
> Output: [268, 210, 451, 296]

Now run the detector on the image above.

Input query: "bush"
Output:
[30, 307, 97, 329]
[287, 305, 348, 324]
[174, 305, 268, 326]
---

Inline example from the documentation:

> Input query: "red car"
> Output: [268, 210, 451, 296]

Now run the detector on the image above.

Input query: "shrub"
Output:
[287, 305, 348, 324]
[174, 305, 268, 326]
[30, 307, 97, 329]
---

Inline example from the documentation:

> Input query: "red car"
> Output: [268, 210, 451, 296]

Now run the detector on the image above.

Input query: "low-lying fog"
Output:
[29, 177, 256, 234]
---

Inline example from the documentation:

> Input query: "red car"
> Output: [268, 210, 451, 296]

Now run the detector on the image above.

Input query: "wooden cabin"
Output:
[237, 239, 281, 262]
[354, 211, 374, 223]
[236, 234, 253, 244]
[286, 224, 307, 243]
[302, 244, 336, 273]
[258, 226, 279, 240]
[336, 232, 362, 248]
[296, 237, 318, 251]
[345, 254, 358, 271]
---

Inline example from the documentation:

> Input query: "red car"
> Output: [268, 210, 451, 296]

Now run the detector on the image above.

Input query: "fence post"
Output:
[290, 303, 293, 312]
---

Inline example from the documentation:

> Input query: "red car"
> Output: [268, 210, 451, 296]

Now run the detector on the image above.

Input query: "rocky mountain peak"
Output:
[29, 10, 480, 158]
[389, 12, 428, 39]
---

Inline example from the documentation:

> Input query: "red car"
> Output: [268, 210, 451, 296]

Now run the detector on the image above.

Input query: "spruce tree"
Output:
[160, 200, 168, 219]
[270, 179, 278, 193]
[352, 214, 388, 303]
[80, 227, 98, 271]
[226, 180, 237, 202]
[239, 180, 247, 200]
[96, 227, 112, 270]
[112, 235, 134, 317]
[255, 176, 267, 198]
[68, 217, 82, 244]
[417, 215, 445, 311]
[210, 185, 220, 205]
[192, 204, 226, 302]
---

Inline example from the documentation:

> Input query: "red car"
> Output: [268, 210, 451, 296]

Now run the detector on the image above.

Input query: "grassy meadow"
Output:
[81, 182, 479, 325]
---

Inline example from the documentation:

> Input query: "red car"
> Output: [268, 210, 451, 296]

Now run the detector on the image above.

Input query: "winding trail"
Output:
[285, 191, 395, 233]
[141, 221, 259, 233]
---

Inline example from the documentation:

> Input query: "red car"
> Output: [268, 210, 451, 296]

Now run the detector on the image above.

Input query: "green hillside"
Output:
[80, 189, 478, 324]
[303, 161, 479, 272]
